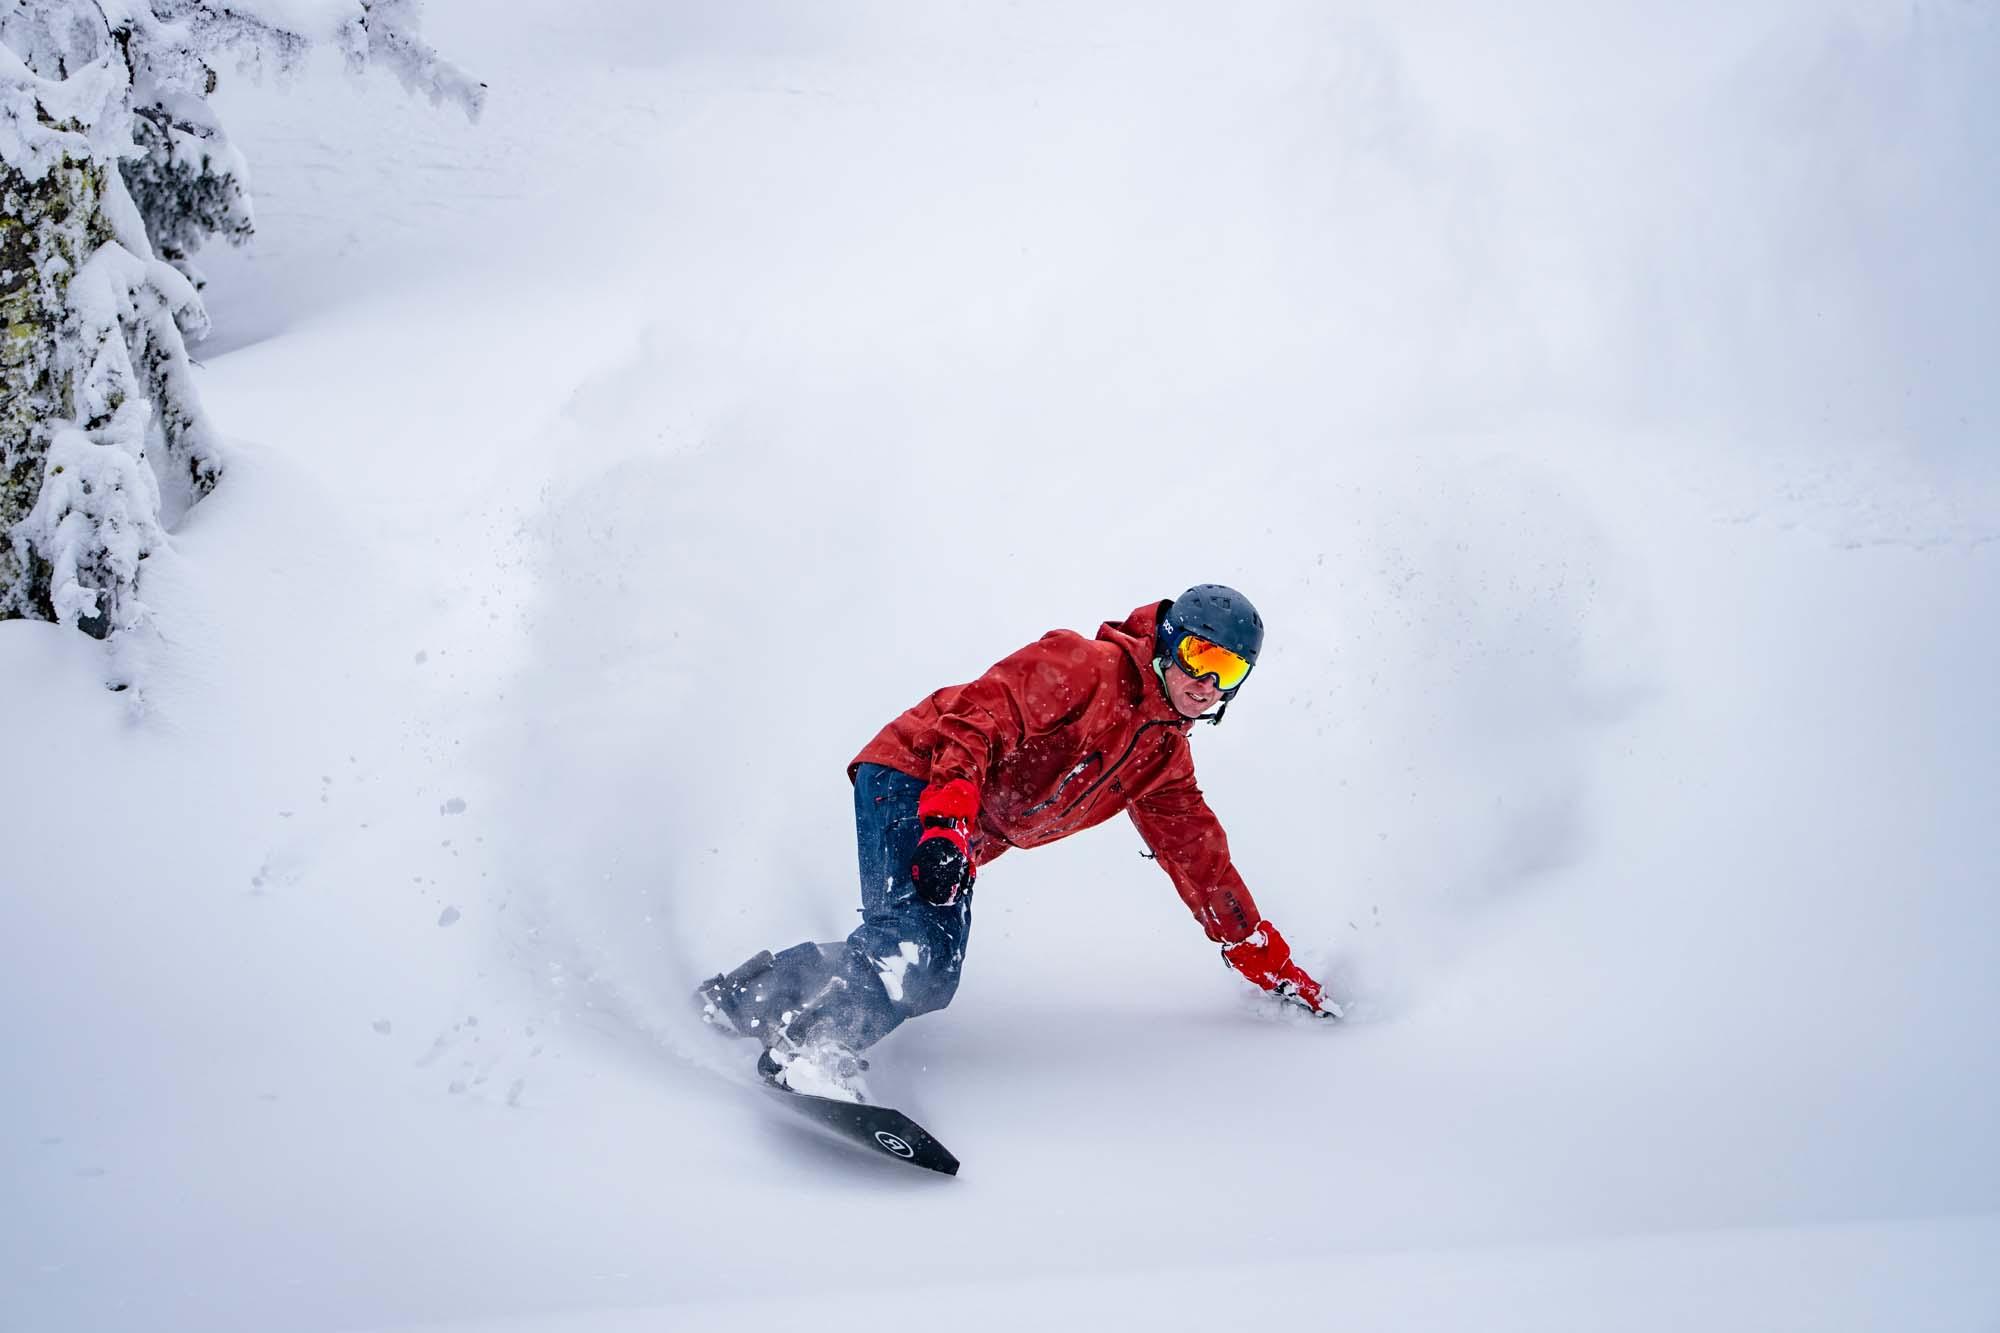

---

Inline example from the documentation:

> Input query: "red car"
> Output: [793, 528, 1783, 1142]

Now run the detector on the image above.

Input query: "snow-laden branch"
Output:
[1, 0, 480, 643]
[339, 0, 485, 118]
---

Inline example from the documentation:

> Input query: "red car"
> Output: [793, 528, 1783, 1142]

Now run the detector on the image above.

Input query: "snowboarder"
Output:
[697, 584, 1334, 1099]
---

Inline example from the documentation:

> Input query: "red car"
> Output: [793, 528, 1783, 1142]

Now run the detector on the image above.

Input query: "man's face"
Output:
[1162, 657, 1226, 718]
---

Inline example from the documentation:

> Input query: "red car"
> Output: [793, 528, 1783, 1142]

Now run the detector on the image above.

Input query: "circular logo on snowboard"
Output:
[873, 1130, 915, 1159]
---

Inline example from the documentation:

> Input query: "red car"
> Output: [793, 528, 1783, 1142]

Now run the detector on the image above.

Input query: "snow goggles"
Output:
[1172, 633, 1253, 691]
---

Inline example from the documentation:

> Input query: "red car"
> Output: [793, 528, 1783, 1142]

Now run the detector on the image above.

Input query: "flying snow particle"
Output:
[437, 906, 462, 927]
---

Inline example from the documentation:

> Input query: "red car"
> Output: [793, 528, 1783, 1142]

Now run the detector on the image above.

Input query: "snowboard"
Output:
[761, 1081, 961, 1176]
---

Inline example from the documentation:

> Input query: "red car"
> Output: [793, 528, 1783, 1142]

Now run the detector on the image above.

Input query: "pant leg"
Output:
[717, 763, 973, 1051]
[830, 763, 974, 1048]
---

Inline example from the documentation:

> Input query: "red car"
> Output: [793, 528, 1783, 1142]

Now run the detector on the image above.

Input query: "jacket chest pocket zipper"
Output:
[1019, 753, 1103, 822]
[1052, 722, 1179, 824]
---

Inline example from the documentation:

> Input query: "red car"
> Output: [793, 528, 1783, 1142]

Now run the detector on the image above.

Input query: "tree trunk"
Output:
[1, 151, 112, 630]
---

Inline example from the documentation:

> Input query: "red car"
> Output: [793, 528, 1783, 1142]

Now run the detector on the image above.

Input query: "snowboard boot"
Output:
[693, 950, 777, 1041]
[757, 991, 870, 1103]
[695, 942, 843, 1043]
[758, 1034, 871, 1104]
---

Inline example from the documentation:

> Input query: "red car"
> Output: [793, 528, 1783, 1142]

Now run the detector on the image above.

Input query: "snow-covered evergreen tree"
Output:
[1, 0, 480, 639]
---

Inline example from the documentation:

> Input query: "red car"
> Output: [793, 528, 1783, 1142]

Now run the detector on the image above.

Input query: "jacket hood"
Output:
[1095, 599, 1174, 681]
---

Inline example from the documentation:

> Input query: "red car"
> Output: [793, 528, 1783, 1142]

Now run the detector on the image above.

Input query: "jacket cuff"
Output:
[917, 777, 980, 824]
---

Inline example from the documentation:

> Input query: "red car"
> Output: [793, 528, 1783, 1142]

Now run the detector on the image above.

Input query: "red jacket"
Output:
[850, 600, 1261, 944]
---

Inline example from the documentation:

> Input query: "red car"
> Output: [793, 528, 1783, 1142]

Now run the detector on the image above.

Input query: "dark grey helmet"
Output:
[1156, 583, 1263, 690]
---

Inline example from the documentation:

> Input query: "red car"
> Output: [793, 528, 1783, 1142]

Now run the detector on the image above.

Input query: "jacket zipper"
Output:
[1045, 718, 1185, 827]
[1018, 753, 1104, 822]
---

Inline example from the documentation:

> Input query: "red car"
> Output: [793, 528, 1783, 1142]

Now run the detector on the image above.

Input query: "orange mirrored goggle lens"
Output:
[1175, 634, 1252, 690]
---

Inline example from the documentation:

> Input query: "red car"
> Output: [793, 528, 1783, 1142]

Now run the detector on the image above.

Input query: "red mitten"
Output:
[1221, 920, 1338, 1017]
[911, 778, 979, 906]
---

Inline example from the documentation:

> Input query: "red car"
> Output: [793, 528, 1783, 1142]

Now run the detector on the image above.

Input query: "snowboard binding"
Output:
[697, 950, 872, 1101]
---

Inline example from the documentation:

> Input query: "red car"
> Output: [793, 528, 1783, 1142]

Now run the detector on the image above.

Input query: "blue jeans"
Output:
[752, 763, 973, 1051]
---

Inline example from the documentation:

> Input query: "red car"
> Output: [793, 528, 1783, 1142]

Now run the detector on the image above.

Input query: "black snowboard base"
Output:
[761, 1082, 961, 1176]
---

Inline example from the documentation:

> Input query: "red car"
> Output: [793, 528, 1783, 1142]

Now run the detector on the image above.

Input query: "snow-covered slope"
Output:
[4, 4, 1997, 1331]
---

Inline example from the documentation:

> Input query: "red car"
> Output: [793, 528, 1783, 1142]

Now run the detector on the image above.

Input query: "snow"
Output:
[874, 940, 921, 1003]
[0, 36, 128, 175]
[768, 1050, 863, 1105]
[3, 2, 1998, 1331]
[355, 1214, 2000, 1333]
